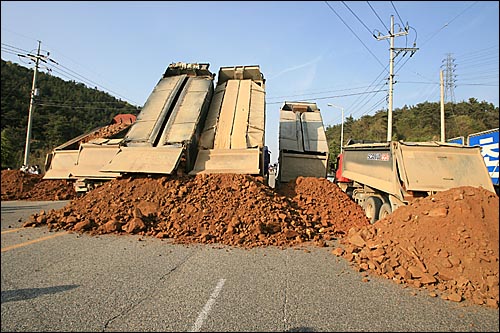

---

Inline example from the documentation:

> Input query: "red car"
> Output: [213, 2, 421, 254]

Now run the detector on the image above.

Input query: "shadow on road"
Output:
[1, 284, 79, 303]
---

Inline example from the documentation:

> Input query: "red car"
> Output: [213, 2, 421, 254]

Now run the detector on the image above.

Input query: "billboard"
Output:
[468, 129, 499, 186]
[447, 136, 464, 145]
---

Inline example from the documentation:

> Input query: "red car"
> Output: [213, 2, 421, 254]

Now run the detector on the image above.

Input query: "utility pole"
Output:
[440, 70, 445, 142]
[21, 41, 54, 167]
[376, 15, 418, 142]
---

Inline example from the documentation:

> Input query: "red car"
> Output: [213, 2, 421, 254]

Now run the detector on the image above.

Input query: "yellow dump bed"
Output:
[190, 65, 266, 175]
[278, 102, 329, 182]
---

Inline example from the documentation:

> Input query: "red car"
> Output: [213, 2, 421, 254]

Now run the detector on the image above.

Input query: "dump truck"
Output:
[334, 140, 496, 223]
[43, 63, 269, 193]
[190, 65, 268, 176]
[43, 62, 214, 192]
[277, 101, 329, 183]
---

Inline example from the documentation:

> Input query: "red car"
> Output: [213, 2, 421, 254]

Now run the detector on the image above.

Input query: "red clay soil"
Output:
[1, 170, 76, 201]
[23, 175, 370, 248]
[12, 172, 500, 308]
[336, 186, 499, 308]
[80, 122, 131, 144]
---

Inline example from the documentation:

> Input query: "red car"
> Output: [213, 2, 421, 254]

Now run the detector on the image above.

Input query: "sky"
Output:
[1, 1, 499, 163]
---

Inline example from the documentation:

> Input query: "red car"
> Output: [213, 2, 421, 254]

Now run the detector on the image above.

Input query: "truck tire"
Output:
[364, 196, 382, 224]
[378, 202, 392, 220]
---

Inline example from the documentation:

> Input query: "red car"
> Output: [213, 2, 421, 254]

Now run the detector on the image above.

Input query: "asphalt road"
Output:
[1, 200, 498, 332]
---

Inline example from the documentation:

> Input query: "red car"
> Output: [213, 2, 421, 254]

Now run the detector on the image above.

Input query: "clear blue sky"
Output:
[2, 1, 498, 163]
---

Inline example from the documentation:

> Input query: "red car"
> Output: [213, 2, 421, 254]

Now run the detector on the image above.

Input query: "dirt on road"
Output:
[337, 185, 499, 308]
[1, 170, 76, 201]
[3, 171, 498, 308]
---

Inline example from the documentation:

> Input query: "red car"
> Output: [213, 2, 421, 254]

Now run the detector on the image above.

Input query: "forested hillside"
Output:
[1, 59, 140, 169]
[325, 99, 499, 159]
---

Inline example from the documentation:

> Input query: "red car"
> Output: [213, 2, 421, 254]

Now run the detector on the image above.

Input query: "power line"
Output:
[346, 66, 388, 116]
[390, 1, 405, 28]
[457, 47, 499, 60]
[46, 61, 139, 105]
[324, 1, 386, 70]
[459, 83, 499, 86]
[343, 43, 413, 121]
[398, 81, 439, 85]
[266, 85, 380, 100]
[0, 26, 38, 43]
[420, 1, 479, 47]
[36, 102, 136, 111]
[266, 89, 388, 105]
[1, 48, 20, 57]
[35, 98, 137, 105]
[1, 42, 30, 54]
[367, 1, 390, 33]
[341, 1, 375, 37]
[2, 40, 140, 106]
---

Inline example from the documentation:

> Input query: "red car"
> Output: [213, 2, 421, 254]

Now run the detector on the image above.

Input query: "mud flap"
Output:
[190, 148, 261, 175]
[101, 146, 184, 174]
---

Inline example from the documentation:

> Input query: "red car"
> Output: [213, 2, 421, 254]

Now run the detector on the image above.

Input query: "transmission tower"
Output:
[441, 53, 456, 104]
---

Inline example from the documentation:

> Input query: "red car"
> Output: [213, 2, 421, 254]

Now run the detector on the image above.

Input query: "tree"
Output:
[1, 127, 18, 169]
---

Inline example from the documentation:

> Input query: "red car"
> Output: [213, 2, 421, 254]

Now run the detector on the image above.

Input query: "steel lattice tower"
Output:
[441, 53, 456, 103]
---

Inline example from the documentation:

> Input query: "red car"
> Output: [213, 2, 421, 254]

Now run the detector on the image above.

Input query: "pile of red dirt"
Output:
[80, 122, 131, 144]
[1, 170, 76, 201]
[23, 175, 370, 248]
[1, 122, 133, 202]
[335, 186, 499, 308]
[17, 172, 500, 308]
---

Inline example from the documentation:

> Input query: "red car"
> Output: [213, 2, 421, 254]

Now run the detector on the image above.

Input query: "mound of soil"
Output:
[1, 122, 133, 202]
[337, 186, 499, 308]
[1, 170, 76, 201]
[15, 171, 499, 308]
[80, 122, 131, 144]
[23, 175, 370, 248]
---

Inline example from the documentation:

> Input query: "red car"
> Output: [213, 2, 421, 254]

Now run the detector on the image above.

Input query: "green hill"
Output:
[1, 59, 140, 169]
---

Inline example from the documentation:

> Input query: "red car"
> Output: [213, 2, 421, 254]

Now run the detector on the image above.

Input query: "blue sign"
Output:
[468, 130, 499, 186]
[447, 137, 464, 144]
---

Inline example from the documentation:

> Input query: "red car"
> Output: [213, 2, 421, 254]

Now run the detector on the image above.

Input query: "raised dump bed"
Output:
[43, 124, 130, 180]
[102, 62, 215, 175]
[277, 101, 329, 182]
[190, 65, 267, 175]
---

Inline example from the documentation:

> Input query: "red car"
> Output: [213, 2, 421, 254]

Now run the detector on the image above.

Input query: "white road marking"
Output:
[189, 278, 226, 332]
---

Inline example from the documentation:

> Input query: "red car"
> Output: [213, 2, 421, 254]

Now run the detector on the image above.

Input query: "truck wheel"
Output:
[378, 203, 392, 220]
[364, 196, 382, 224]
